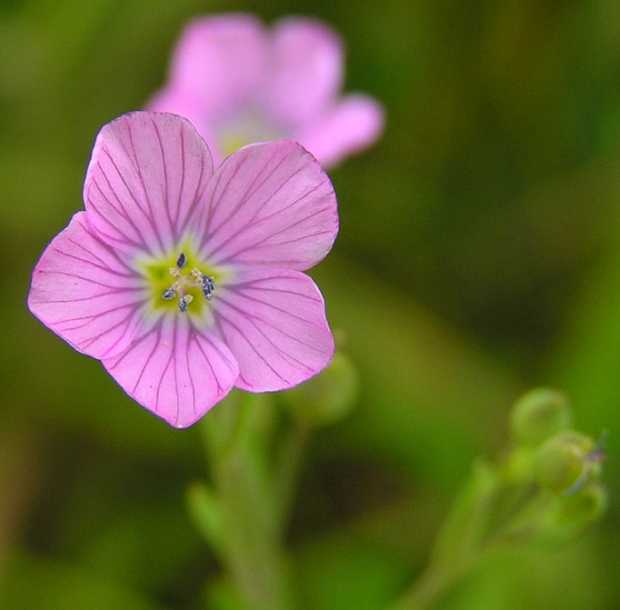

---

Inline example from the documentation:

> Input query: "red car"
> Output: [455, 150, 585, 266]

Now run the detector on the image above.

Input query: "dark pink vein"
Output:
[152, 117, 174, 242]
[156, 319, 177, 419]
[214, 310, 291, 386]
[217, 293, 325, 360]
[125, 124, 166, 253]
[205, 149, 293, 242]
[64, 235, 137, 278]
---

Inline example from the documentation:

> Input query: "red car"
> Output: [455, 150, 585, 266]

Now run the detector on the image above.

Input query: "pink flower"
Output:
[28, 112, 338, 428]
[147, 14, 384, 168]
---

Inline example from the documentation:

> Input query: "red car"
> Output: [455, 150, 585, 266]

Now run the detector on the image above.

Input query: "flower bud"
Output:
[559, 480, 607, 524]
[534, 431, 594, 494]
[542, 480, 608, 542]
[280, 351, 359, 427]
[510, 388, 572, 447]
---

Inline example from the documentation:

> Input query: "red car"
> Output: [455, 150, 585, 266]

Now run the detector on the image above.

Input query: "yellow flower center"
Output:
[135, 239, 225, 320]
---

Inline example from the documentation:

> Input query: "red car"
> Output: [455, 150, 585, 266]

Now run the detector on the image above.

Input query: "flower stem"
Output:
[385, 460, 504, 610]
[273, 419, 311, 537]
[198, 391, 294, 610]
[215, 454, 292, 610]
[386, 563, 456, 610]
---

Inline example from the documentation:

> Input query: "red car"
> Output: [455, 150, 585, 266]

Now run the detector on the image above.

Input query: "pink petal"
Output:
[103, 317, 239, 428]
[213, 269, 334, 392]
[28, 212, 143, 360]
[264, 18, 343, 128]
[295, 95, 385, 167]
[198, 141, 338, 270]
[146, 89, 223, 163]
[150, 14, 267, 119]
[83, 112, 213, 255]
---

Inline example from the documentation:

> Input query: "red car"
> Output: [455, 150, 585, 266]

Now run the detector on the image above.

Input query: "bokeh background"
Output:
[2, 0, 620, 608]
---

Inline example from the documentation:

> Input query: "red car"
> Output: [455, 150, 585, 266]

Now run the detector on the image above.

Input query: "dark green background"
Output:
[1, 0, 619, 608]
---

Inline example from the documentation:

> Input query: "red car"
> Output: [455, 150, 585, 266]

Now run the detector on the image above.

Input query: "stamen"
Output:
[158, 253, 216, 311]
[179, 294, 193, 313]
[201, 274, 215, 301]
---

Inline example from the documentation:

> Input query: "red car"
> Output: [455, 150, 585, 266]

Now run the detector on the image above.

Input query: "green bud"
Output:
[559, 480, 607, 524]
[510, 388, 572, 446]
[542, 481, 608, 542]
[280, 351, 359, 427]
[534, 431, 594, 494]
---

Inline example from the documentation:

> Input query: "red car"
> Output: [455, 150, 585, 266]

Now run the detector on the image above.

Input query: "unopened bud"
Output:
[510, 388, 571, 447]
[544, 480, 608, 541]
[534, 431, 595, 494]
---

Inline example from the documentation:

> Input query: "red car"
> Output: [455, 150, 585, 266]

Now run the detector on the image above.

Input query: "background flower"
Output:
[28, 112, 338, 428]
[147, 14, 385, 167]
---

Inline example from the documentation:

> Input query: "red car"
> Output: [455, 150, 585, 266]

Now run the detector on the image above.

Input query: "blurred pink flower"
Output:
[28, 112, 338, 428]
[147, 14, 384, 168]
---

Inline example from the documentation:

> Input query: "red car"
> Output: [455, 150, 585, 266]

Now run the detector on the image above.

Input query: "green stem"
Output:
[386, 460, 496, 610]
[199, 391, 294, 610]
[386, 562, 457, 610]
[216, 451, 291, 610]
[273, 419, 311, 537]
[385, 456, 545, 610]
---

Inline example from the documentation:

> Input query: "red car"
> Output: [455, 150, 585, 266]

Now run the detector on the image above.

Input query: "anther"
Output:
[178, 294, 193, 313]
[160, 257, 215, 311]
[201, 274, 215, 301]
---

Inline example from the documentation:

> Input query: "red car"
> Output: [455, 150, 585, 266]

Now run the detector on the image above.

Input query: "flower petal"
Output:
[103, 317, 239, 428]
[146, 89, 222, 162]
[149, 14, 266, 119]
[264, 18, 343, 127]
[28, 212, 143, 360]
[296, 94, 385, 167]
[198, 141, 338, 270]
[83, 112, 214, 255]
[213, 269, 334, 392]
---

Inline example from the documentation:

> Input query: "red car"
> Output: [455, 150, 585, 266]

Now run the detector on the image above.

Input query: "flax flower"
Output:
[28, 112, 338, 427]
[147, 14, 384, 168]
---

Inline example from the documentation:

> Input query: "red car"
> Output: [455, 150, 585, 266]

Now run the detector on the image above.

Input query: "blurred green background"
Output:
[1, 0, 620, 608]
